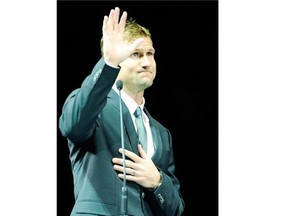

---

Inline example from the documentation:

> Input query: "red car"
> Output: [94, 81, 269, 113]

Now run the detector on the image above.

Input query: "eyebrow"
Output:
[134, 48, 155, 52]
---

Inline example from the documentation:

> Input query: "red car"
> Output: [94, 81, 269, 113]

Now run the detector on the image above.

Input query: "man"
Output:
[59, 7, 185, 216]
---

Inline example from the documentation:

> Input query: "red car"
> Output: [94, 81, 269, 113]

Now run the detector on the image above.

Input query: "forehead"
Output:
[134, 37, 154, 51]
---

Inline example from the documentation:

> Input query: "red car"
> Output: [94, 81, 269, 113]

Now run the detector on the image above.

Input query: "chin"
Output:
[144, 81, 153, 89]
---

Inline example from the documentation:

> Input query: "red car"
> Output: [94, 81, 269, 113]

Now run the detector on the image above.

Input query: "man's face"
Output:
[118, 37, 156, 93]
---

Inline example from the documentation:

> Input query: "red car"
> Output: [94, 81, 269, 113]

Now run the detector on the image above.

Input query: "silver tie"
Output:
[134, 107, 147, 151]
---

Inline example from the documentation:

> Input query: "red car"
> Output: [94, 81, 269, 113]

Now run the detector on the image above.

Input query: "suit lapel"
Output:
[143, 107, 163, 162]
[108, 90, 139, 153]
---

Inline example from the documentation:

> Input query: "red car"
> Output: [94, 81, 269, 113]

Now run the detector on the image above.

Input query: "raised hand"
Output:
[102, 7, 144, 68]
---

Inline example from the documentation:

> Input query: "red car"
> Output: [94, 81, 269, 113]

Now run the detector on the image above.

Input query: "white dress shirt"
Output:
[113, 84, 155, 158]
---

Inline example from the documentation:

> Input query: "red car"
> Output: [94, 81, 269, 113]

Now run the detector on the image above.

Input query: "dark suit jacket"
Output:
[59, 58, 185, 216]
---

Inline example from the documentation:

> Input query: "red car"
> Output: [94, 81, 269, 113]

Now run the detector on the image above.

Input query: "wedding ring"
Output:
[131, 171, 135, 176]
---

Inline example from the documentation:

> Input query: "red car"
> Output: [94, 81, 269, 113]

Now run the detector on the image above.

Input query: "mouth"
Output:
[138, 71, 151, 74]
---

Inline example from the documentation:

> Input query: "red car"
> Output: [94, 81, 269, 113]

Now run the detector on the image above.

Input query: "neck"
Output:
[122, 87, 144, 106]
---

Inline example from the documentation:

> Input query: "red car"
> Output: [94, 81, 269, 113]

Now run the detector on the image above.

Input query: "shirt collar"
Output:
[112, 84, 148, 121]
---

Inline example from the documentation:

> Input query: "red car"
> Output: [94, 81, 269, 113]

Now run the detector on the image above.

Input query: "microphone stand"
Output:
[117, 80, 128, 216]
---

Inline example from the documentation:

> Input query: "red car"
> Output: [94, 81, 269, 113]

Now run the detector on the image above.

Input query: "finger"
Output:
[132, 38, 144, 48]
[112, 157, 123, 165]
[130, 169, 136, 176]
[118, 173, 135, 180]
[112, 157, 134, 168]
[125, 167, 136, 176]
[107, 8, 115, 27]
[118, 10, 127, 32]
[113, 163, 135, 176]
[119, 148, 138, 161]
[126, 38, 144, 55]
[102, 15, 108, 32]
[113, 164, 123, 172]
[138, 144, 148, 159]
[112, 7, 120, 29]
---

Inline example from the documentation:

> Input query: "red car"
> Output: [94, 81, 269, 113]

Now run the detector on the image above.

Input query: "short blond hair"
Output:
[100, 18, 151, 56]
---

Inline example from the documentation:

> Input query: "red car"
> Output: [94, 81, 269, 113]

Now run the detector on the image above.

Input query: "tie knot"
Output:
[134, 107, 142, 118]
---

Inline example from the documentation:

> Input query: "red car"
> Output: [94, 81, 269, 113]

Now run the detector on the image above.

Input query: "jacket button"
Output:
[157, 194, 164, 204]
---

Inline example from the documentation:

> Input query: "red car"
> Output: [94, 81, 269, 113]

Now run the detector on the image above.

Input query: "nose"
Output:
[140, 55, 151, 67]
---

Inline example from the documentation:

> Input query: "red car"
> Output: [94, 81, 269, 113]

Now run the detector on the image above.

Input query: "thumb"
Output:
[129, 38, 144, 51]
[138, 144, 147, 159]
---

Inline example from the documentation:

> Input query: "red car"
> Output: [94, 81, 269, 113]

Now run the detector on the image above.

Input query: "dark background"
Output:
[57, 1, 218, 215]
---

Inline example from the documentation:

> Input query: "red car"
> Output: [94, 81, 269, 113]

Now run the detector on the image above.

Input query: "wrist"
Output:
[148, 171, 163, 191]
[152, 171, 163, 191]
[156, 171, 163, 188]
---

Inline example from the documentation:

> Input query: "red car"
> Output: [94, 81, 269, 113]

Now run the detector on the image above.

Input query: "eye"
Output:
[147, 52, 154, 56]
[131, 52, 140, 58]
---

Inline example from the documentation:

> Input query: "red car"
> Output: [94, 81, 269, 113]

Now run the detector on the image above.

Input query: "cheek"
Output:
[152, 71, 157, 80]
[118, 67, 134, 80]
[120, 60, 137, 71]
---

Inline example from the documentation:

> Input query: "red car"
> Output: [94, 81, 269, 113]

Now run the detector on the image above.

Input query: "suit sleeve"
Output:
[151, 170, 185, 216]
[148, 129, 185, 216]
[59, 58, 119, 143]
